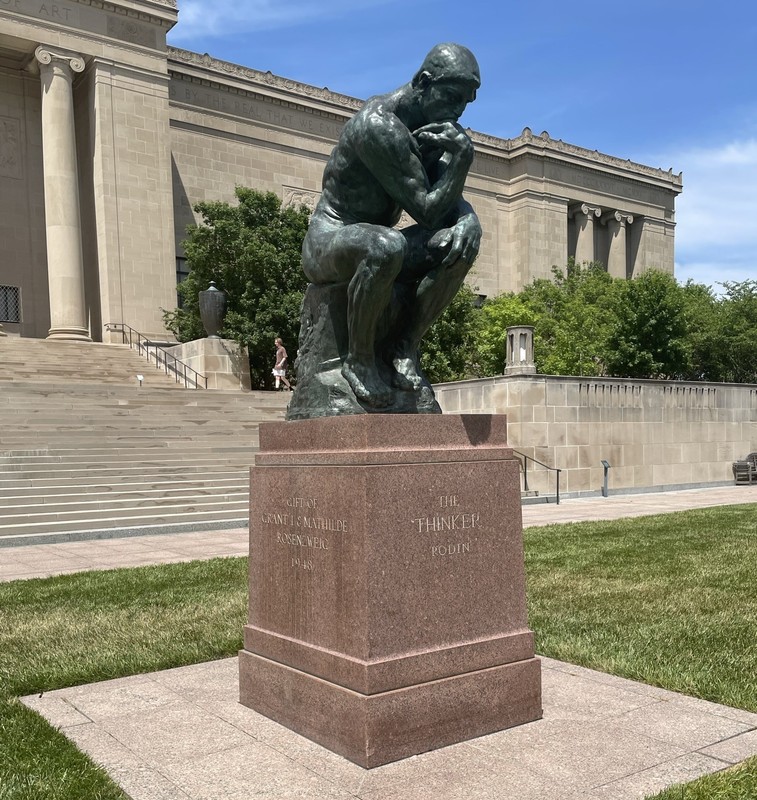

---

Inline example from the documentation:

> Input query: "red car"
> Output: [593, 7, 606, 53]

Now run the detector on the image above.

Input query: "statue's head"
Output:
[412, 43, 480, 123]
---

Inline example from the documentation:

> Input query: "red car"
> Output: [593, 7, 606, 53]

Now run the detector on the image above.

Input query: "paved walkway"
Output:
[23, 655, 757, 800]
[1, 484, 754, 582]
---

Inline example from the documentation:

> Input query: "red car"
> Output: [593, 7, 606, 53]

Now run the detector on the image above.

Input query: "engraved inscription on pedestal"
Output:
[260, 494, 347, 573]
[411, 494, 480, 558]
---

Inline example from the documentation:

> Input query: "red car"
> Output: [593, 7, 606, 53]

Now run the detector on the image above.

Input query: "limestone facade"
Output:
[435, 376, 757, 495]
[0, 1, 682, 342]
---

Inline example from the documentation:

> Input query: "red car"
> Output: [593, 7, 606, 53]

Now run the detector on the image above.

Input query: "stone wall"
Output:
[435, 376, 757, 496]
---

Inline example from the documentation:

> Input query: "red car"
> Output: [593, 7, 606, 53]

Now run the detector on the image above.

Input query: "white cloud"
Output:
[653, 138, 757, 289]
[169, 0, 398, 42]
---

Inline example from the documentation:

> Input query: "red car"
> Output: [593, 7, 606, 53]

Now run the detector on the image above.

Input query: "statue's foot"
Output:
[342, 361, 393, 407]
[391, 356, 423, 392]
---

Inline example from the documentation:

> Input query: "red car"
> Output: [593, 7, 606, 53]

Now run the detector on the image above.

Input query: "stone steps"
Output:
[0, 461, 251, 481]
[0, 339, 289, 540]
[0, 448, 259, 464]
[0, 339, 184, 389]
[0, 496, 248, 528]
[0, 482, 246, 505]
[1, 507, 248, 539]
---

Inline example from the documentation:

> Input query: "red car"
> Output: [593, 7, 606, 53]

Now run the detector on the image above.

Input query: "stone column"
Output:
[35, 46, 91, 341]
[606, 211, 634, 279]
[573, 203, 601, 265]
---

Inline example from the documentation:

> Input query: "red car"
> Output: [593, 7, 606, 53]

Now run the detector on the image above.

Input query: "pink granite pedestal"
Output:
[239, 414, 542, 768]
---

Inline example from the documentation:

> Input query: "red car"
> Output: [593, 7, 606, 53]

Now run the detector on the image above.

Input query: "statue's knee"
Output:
[372, 229, 407, 267]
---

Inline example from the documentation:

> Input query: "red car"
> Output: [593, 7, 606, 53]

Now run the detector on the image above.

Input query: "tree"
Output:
[717, 280, 757, 383]
[478, 261, 619, 377]
[605, 269, 690, 379]
[522, 261, 619, 377]
[679, 280, 722, 381]
[163, 187, 310, 388]
[477, 292, 536, 375]
[419, 283, 483, 383]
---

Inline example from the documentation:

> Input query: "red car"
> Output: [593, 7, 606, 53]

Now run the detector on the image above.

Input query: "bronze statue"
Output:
[288, 44, 481, 419]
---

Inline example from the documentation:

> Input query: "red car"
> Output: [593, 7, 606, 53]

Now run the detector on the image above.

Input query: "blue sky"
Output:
[167, 0, 757, 292]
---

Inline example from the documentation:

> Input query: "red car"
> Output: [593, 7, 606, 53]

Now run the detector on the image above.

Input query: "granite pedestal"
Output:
[239, 414, 542, 768]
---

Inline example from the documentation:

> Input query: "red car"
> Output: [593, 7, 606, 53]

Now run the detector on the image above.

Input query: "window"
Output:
[0, 285, 20, 323]
[176, 258, 190, 308]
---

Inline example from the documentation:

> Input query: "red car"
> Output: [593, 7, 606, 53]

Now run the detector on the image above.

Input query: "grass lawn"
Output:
[0, 504, 755, 799]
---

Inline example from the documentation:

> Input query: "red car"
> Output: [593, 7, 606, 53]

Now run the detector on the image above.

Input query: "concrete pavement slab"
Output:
[23, 656, 757, 800]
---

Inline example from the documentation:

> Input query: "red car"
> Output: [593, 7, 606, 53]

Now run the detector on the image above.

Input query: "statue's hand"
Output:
[413, 122, 474, 163]
[432, 213, 482, 267]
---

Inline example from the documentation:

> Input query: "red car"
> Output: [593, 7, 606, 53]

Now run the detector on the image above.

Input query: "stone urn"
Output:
[198, 281, 227, 339]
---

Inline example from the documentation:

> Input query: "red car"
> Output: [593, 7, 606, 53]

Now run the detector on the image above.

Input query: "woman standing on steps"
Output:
[272, 337, 292, 391]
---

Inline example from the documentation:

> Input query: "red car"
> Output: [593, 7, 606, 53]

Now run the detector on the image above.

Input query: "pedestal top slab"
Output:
[257, 413, 512, 466]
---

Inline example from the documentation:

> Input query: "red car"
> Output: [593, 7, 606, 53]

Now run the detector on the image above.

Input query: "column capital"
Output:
[34, 46, 85, 75]
[580, 203, 602, 218]
[603, 210, 634, 226]
[569, 203, 602, 219]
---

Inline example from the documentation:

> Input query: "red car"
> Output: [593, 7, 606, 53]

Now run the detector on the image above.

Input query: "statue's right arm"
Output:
[353, 110, 473, 230]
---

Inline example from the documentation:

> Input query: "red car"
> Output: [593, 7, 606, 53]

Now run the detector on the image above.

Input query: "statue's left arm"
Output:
[436, 197, 482, 267]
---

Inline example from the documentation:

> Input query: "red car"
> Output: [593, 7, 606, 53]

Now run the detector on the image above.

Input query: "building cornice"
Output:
[475, 127, 683, 190]
[167, 49, 682, 192]
[67, 0, 177, 27]
[168, 47, 362, 116]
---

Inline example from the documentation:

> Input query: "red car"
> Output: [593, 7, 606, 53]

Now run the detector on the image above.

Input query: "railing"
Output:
[513, 449, 562, 504]
[105, 323, 207, 389]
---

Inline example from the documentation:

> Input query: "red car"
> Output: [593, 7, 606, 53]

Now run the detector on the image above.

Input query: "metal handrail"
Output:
[513, 449, 562, 505]
[105, 323, 208, 390]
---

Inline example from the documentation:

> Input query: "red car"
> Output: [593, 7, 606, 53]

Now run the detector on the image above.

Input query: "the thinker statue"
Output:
[287, 43, 481, 420]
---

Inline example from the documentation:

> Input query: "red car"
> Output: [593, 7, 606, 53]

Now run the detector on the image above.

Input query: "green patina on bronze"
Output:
[287, 43, 482, 420]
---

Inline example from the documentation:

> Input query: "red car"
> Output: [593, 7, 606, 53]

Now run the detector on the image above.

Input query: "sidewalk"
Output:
[23, 654, 757, 800]
[1, 485, 754, 583]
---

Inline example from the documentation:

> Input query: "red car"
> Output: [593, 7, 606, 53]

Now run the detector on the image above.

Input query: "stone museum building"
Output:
[0, 0, 683, 342]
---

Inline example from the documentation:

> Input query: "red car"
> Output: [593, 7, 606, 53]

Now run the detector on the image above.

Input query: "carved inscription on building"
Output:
[107, 16, 156, 48]
[0, 117, 20, 180]
[260, 496, 346, 572]
[0, 0, 80, 25]
[411, 495, 480, 557]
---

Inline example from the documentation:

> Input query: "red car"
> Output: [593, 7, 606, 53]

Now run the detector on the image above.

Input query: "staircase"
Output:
[0, 337, 186, 388]
[0, 338, 290, 544]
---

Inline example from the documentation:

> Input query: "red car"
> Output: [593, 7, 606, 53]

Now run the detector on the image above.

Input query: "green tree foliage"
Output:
[605, 269, 689, 378]
[678, 280, 722, 381]
[522, 261, 619, 377]
[477, 292, 536, 375]
[717, 280, 757, 383]
[163, 187, 310, 388]
[419, 283, 483, 383]
[477, 263, 756, 383]
[163, 186, 485, 388]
